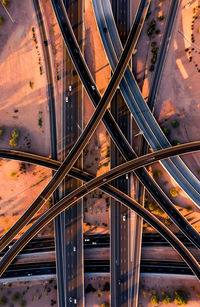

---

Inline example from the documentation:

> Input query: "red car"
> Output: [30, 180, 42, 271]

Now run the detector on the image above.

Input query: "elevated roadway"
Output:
[48, 0, 200, 253]
[0, 0, 138, 253]
[92, 0, 200, 207]
[1, 143, 200, 279]
[1, 146, 200, 251]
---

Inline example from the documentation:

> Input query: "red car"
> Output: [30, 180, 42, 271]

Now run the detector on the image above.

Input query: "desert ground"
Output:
[0, 0, 57, 238]
[0, 279, 57, 306]
[138, 274, 200, 306]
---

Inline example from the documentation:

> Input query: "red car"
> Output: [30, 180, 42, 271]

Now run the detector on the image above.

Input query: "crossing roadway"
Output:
[1, 142, 200, 279]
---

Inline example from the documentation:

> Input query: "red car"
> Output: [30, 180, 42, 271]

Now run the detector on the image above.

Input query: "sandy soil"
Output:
[0, 279, 57, 306]
[0, 0, 54, 238]
[152, 0, 200, 230]
[84, 275, 110, 307]
[138, 275, 200, 306]
[83, 0, 111, 233]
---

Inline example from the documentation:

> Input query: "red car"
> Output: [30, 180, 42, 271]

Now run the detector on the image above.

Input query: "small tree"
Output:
[158, 15, 164, 21]
[0, 127, 3, 136]
[11, 129, 19, 138]
[174, 290, 188, 305]
[85, 284, 96, 293]
[101, 303, 109, 307]
[170, 187, 179, 197]
[9, 138, 17, 147]
[148, 202, 157, 211]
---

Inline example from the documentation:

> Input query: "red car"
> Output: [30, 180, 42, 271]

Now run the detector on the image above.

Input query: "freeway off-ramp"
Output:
[1, 142, 200, 279]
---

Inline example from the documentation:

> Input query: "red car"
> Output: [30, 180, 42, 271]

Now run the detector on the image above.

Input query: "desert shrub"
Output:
[103, 282, 110, 291]
[158, 15, 164, 21]
[163, 127, 170, 136]
[186, 206, 192, 212]
[153, 170, 162, 178]
[151, 293, 159, 306]
[174, 290, 188, 305]
[171, 120, 180, 128]
[148, 202, 157, 211]
[0, 16, 4, 25]
[170, 187, 179, 197]
[85, 284, 96, 293]
[162, 292, 171, 304]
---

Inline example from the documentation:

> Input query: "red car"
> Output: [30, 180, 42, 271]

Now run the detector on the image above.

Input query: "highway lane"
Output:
[0, 0, 138, 253]
[60, 0, 84, 305]
[110, 1, 141, 306]
[1, 143, 200, 278]
[93, 0, 200, 207]
[49, 0, 200, 254]
[1, 145, 200, 251]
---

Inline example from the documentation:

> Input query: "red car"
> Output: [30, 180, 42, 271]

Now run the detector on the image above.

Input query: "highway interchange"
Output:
[1, 0, 200, 306]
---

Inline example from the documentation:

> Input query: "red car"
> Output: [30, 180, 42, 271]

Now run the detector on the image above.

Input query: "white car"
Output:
[123, 215, 126, 222]
[125, 174, 128, 180]
[73, 246, 76, 252]
[84, 238, 90, 242]
[69, 85, 72, 91]
[91, 85, 95, 90]
[66, 97, 68, 103]
[69, 297, 73, 303]
[74, 299, 77, 304]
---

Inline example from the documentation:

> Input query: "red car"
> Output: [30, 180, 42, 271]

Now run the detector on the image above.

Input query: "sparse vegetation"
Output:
[12, 292, 21, 302]
[10, 171, 17, 178]
[0, 296, 7, 305]
[163, 127, 170, 136]
[9, 129, 19, 147]
[2, 0, 9, 7]
[186, 206, 192, 212]
[172, 139, 181, 146]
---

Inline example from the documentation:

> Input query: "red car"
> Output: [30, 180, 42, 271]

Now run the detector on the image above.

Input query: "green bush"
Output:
[163, 127, 170, 136]
[151, 41, 157, 47]
[153, 170, 162, 178]
[174, 290, 188, 305]
[158, 15, 164, 21]
[172, 139, 181, 146]
[0, 296, 7, 305]
[171, 120, 180, 128]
